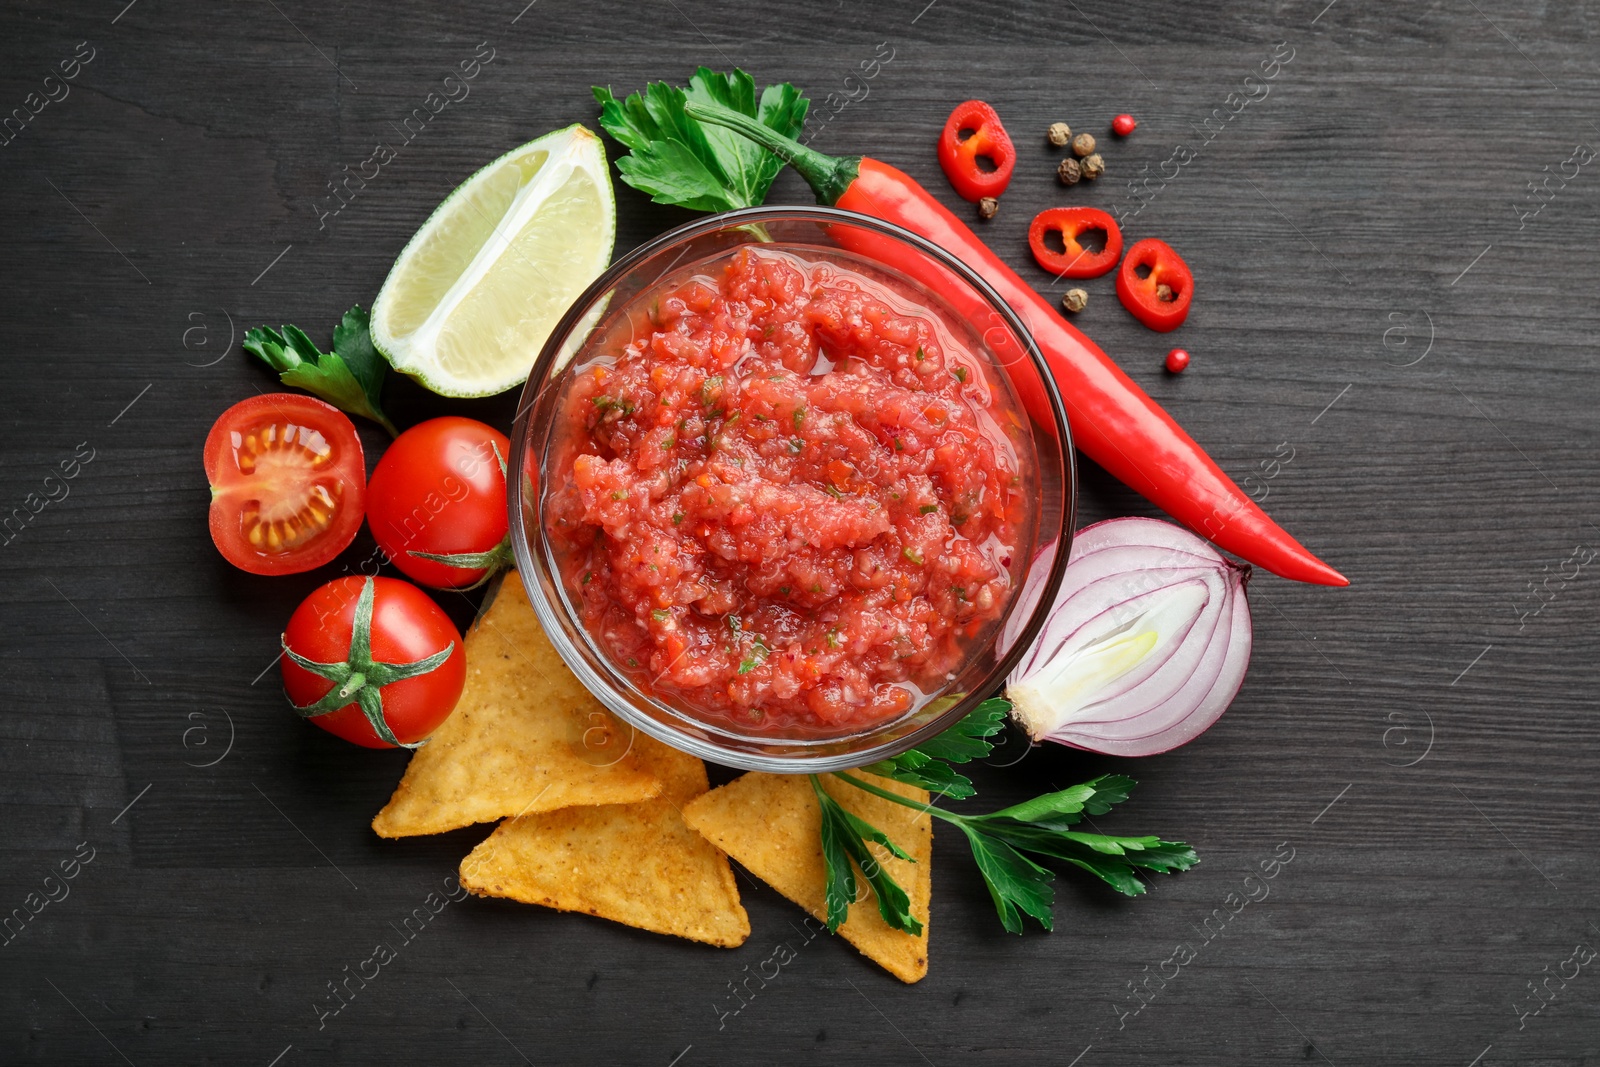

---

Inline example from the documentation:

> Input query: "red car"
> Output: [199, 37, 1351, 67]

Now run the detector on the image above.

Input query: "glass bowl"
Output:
[508, 205, 1074, 772]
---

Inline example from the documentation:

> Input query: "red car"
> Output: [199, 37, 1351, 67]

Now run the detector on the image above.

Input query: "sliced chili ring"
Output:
[1116, 238, 1194, 332]
[1028, 207, 1124, 279]
[937, 100, 1016, 202]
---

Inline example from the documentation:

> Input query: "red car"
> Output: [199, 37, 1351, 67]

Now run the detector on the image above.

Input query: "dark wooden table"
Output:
[4, 1, 1597, 1063]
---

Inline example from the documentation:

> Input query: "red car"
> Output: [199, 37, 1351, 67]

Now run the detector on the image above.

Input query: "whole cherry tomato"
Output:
[937, 100, 1016, 202]
[1028, 207, 1124, 279]
[1116, 239, 1194, 332]
[366, 417, 511, 589]
[203, 393, 366, 575]
[281, 576, 465, 749]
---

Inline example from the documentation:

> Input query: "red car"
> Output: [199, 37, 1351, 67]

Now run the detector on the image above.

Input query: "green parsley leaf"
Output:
[737, 637, 769, 675]
[955, 821, 1056, 934]
[700, 375, 723, 408]
[243, 305, 398, 436]
[863, 748, 978, 800]
[809, 775, 921, 935]
[861, 699, 1006, 800]
[979, 773, 1137, 828]
[970, 820, 1197, 896]
[593, 69, 808, 213]
[813, 779, 859, 932]
[331, 304, 383, 403]
[916, 698, 1008, 763]
[593, 396, 636, 416]
[829, 710, 1197, 934]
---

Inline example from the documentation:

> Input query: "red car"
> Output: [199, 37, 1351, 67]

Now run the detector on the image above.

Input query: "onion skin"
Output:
[1007, 517, 1253, 756]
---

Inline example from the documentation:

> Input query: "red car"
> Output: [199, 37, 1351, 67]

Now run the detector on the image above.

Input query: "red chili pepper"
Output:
[1117, 239, 1193, 332]
[1028, 207, 1123, 279]
[1165, 348, 1190, 373]
[684, 101, 1347, 587]
[936, 100, 1016, 202]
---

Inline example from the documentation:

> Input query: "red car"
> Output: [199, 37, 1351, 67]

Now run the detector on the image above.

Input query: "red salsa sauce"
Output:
[547, 246, 1033, 736]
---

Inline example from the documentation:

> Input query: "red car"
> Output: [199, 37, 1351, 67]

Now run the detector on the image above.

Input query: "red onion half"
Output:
[1006, 517, 1253, 756]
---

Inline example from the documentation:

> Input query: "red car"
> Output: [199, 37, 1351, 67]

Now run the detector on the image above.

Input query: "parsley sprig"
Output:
[243, 305, 397, 436]
[592, 68, 808, 213]
[809, 700, 1198, 935]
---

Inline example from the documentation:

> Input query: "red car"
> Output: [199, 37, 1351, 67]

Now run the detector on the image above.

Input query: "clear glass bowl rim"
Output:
[507, 204, 1077, 772]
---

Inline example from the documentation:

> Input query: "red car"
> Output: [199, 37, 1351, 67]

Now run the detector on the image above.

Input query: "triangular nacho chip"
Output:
[682, 771, 931, 982]
[372, 572, 661, 838]
[457, 732, 749, 948]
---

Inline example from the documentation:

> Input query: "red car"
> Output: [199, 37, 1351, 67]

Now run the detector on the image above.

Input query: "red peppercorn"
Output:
[1165, 348, 1190, 373]
[1112, 114, 1137, 137]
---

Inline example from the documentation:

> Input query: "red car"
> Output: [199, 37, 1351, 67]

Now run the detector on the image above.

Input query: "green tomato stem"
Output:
[282, 577, 452, 749]
[406, 534, 514, 589]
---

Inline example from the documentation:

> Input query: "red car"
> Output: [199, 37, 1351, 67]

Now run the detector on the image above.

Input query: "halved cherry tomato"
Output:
[937, 100, 1016, 202]
[203, 393, 366, 575]
[367, 417, 510, 589]
[1116, 238, 1194, 332]
[1028, 207, 1124, 279]
[282, 576, 465, 749]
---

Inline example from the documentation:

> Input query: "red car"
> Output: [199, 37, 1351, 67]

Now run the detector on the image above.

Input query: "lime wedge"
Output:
[371, 124, 616, 398]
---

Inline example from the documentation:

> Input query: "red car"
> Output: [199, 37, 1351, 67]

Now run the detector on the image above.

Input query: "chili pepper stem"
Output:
[684, 100, 858, 205]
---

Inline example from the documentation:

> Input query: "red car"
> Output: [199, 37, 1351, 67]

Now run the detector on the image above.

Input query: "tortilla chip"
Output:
[372, 572, 661, 838]
[457, 731, 749, 948]
[682, 771, 931, 982]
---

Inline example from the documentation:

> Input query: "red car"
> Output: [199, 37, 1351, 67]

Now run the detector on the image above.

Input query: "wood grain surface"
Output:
[2, 1, 1597, 1063]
